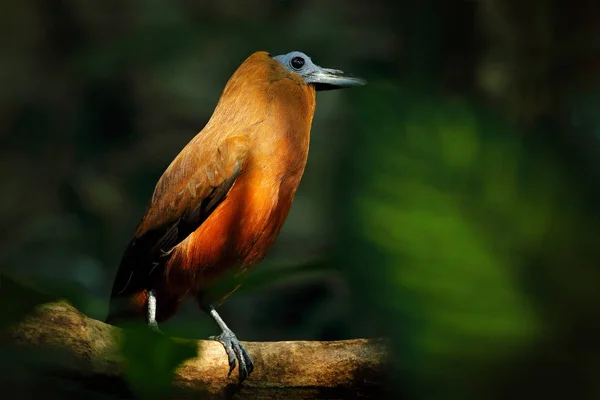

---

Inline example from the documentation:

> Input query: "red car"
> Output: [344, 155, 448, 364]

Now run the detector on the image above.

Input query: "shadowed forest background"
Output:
[2, 0, 600, 399]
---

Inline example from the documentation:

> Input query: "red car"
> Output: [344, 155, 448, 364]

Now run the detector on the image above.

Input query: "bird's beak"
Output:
[305, 66, 367, 91]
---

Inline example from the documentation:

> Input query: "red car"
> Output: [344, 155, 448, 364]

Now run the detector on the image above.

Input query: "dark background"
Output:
[2, 0, 600, 398]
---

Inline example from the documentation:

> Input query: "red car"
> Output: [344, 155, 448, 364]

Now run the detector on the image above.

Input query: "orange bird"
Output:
[106, 50, 365, 381]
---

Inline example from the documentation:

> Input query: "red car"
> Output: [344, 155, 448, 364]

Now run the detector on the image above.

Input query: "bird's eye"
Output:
[290, 56, 305, 70]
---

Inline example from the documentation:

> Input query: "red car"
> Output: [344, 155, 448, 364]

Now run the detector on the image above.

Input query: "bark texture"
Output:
[1, 301, 387, 399]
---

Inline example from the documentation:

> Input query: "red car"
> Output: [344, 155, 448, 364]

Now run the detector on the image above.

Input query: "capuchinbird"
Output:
[106, 50, 366, 382]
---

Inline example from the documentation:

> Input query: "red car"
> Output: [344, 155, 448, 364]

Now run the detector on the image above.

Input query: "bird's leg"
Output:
[146, 289, 162, 333]
[202, 304, 254, 382]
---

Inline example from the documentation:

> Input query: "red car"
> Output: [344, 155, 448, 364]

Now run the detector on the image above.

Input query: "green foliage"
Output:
[119, 326, 197, 399]
[337, 83, 600, 398]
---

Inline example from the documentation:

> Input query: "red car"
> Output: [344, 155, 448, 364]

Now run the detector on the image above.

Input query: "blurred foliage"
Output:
[120, 327, 197, 399]
[2, 0, 600, 399]
[337, 83, 600, 399]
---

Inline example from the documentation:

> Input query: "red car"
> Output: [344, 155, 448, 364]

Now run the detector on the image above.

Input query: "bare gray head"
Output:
[272, 51, 366, 91]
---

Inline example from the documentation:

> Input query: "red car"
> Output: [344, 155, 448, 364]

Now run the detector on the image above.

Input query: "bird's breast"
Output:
[164, 78, 315, 297]
[165, 159, 306, 295]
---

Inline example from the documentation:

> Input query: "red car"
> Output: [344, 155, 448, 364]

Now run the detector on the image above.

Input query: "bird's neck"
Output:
[251, 81, 316, 177]
[202, 77, 316, 182]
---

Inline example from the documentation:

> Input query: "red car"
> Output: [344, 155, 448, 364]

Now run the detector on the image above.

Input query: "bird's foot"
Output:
[210, 329, 254, 382]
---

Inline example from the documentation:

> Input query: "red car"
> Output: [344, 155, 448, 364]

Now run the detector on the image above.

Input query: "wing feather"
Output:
[109, 135, 248, 298]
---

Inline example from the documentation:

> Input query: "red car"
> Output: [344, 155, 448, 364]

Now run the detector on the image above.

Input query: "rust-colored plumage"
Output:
[106, 50, 365, 381]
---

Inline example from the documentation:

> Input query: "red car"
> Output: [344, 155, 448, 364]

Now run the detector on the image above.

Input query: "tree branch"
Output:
[2, 301, 387, 399]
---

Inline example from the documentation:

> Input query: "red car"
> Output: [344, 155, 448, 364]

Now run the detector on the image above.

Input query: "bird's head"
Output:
[272, 51, 366, 91]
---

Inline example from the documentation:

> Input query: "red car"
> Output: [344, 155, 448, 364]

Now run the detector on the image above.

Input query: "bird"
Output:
[105, 50, 366, 382]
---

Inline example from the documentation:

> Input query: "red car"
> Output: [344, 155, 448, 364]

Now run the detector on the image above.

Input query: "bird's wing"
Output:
[110, 135, 248, 298]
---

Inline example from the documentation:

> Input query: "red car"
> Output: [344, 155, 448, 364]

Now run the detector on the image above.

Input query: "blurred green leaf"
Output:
[336, 83, 596, 398]
[120, 327, 197, 399]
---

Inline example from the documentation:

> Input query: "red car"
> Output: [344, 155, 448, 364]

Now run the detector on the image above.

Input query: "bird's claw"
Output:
[211, 329, 254, 383]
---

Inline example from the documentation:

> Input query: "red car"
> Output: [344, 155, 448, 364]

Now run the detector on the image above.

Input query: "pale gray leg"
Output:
[147, 289, 161, 333]
[203, 304, 254, 382]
